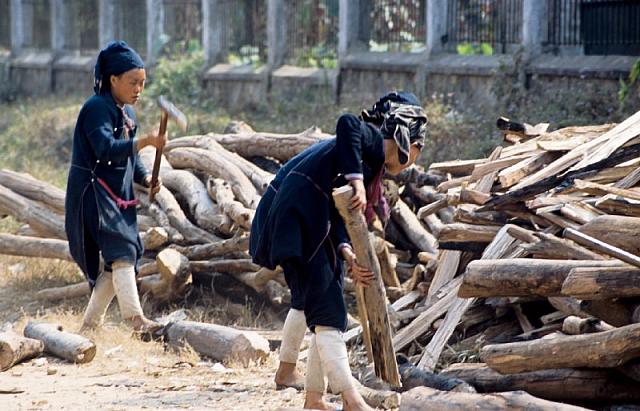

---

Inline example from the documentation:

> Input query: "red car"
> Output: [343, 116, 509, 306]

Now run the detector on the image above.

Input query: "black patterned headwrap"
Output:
[380, 103, 428, 165]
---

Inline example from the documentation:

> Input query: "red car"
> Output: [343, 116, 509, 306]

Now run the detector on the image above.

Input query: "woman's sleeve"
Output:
[82, 100, 136, 162]
[335, 114, 364, 180]
[133, 153, 149, 184]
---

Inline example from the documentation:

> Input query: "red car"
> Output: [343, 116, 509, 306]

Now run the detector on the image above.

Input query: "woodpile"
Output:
[2, 111, 640, 407]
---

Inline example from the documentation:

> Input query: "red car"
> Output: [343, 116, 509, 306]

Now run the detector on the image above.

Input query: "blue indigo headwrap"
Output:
[93, 41, 145, 94]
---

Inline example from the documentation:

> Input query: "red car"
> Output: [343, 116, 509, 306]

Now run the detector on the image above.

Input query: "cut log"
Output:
[441, 362, 640, 403]
[144, 202, 184, 244]
[400, 386, 589, 411]
[392, 199, 437, 253]
[207, 178, 255, 230]
[0, 169, 66, 213]
[429, 159, 486, 176]
[190, 259, 260, 275]
[594, 194, 640, 217]
[518, 232, 605, 260]
[564, 227, 640, 268]
[562, 266, 640, 300]
[333, 185, 401, 387]
[438, 223, 500, 244]
[171, 234, 250, 260]
[458, 259, 625, 298]
[424, 250, 460, 307]
[36, 282, 90, 302]
[498, 152, 560, 189]
[372, 235, 401, 288]
[571, 179, 640, 201]
[161, 169, 233, 235]
[0, 330, 44, 371]
[614, 164, 640, 188]
[353, 378, 400, 410]
[580, 299, 633, 327]
[163, 320, 270, 365]
[140, 227, 169, 251]
[579, 215, 640, 255]
[150, 249, 191, 303]
[561, 316, 614, 335]
[23, 322, 96, 364]
[0, 233, 71, 260]
[0, 183, 66, 239]
[481, 322, 640, 374]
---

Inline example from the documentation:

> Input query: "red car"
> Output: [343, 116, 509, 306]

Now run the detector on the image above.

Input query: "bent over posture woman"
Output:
[65, 41, 164, 332]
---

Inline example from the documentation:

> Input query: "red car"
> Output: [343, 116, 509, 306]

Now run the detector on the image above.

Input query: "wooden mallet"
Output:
[149, 95, 188, 202]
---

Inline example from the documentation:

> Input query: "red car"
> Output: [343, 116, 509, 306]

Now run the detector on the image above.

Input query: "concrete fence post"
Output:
[9, 0, 24, 53]
[522, 0, 546, 60]
[338, 0, 368, 58]
[202, 0, 226, 66]
[426, 0, 447, 57]
[98, 0, 115, 48]
[267, 0, 286, 68]
[146, 0, 163, 65]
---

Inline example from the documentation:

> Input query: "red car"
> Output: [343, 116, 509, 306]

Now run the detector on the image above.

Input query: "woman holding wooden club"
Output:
[250, 91, 428, 410]
[65, 41, 164, 332]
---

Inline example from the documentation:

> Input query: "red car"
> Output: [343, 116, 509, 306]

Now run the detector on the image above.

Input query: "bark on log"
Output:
[0, 331, 44, 371]
[438, 223, 500, 244]
[372, 235, 401, 288]
[441, 362, 640, 402]
[36, 282, 90, 302]
[562, 266, 640, 300]
[163, 320, 270, 365]
[333, 185, 401, 387]
[0, 233, 71, 260]
[400, 386, 589, 411]
[23, 322, 96, 364]
[190, 259, 260, 275]
[391, 199, 437, 254]
[0, 183, 66, 239]
[594, 194, 640, 217]
[0, 169, 66, 213]
[481, 322, 640, 374]
[564, 227, 640, 268]
[458, 259, 625, 298]
[207, 127, 331, 162]
[161, 169, 233, 235]
[579, 216, 640, 255]
[171, 234, 250, 260]
[207, 178, 255, 230]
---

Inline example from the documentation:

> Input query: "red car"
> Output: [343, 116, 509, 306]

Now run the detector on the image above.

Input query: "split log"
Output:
[615, 164, 640, 188]
[36, 282, 90, 302]
[165, 147, 259, 208]
[207, 178, 255, 230]
[372, 235, 401, 288]
[429, 159, 486, 176]
[0, 233, 71, 260]
[438, 223, 500, 244]
[441, 362, 640, 402]
[562, 266, 640, 300]
[594, 194, 640, 217]
[564, 227, 640, 268]
[0, 183, 66, 239]
[391, 199, 437, 253]
[0, 169, 66, 213]
[498, 152, 560, 189]
[580, 299, 634, 327]
[0, 330, 44, 371]
[400, 386, 589, 411]
[458, 259, 625, 298]
[140, 227, 169, 251]
[571, 179, 640, 201]
[140, 249, 191, 303]
[171, 234, 250, 260]
[424, 250, 460, 307]
[208, 126, 331, 162]
[579, 215, 640, 256]
[561, 316, 614, 335]
[333, 185, 401, 387]
[163, 320, 270, 365]
[518, 232, 605, 260]
[23, 322, 96, 364]
[481, 322, 640, 374]
[161, 169, 233, 235]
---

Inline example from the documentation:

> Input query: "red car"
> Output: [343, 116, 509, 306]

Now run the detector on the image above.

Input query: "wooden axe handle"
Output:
[149, 110, 168, 202]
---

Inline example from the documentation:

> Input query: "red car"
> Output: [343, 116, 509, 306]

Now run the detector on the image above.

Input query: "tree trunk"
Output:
[481, 322, 640, 374]
[190, 259, 260, 275]
[400, 386, 589, 411]
[23, 322, 96, 364]
[163, 320, 270, 365]
[0, 183, 66, 239]
[458, 259, 625, 298]
[36, 282, 90, 302]
[0, 331, 44, 371]
[579, 215, 640, 256]
[562, 266, 640, 300]
[440, 362, 640, 402]
[171, 233, 249, 260]
[0, 169, 66, 213]
[207, 178, 255, 230]
[391, 199, 437, 254]
[0, 233, 71, 260]
[333, 185, 401, 387]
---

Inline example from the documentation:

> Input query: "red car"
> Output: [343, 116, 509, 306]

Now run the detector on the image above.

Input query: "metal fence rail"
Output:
[0, 0, 10, 50]
[546, 0, 582, 46]
[23, 0, 51, 49]
[220, 0, 267, 66]
[114, 0, 147, 56]
[284, 0, 339, 68]
[582, 0, 640, 55]
[62, 0, 99, 52]
[162, 0, 202, 54]
[445, 0, 522, 55]
[369, 0, 426, 53]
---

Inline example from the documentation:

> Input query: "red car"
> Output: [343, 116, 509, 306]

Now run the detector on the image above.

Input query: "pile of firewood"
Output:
[2, 109, 640, 408]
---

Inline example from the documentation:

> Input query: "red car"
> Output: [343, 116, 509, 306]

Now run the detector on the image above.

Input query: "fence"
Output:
[444, 0, 523, 55]
[162, 0, 202, 54]
[368, 0, 426, 53]
[0, 0, 10, 50]
[113, 0, 147, 57]
[62, 0, 99, 52]
[22, 0, 50, 49]
[581, 0, 640, 56]
[284, 0, 339, 68]
[219, 0, 267, 66]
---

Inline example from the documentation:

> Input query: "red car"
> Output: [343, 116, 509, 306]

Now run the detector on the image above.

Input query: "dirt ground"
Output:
[0, 256, 347, 411]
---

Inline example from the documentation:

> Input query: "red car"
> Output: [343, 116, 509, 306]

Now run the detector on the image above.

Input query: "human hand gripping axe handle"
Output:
[149, 96, 188, 202]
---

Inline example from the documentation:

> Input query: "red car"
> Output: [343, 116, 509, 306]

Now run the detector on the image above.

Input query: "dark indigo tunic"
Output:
[65, 92, 148, 288]
[250, 114, 385, 330]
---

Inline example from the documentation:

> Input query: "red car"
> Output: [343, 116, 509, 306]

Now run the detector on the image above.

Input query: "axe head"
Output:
[157, 95, 188, 132]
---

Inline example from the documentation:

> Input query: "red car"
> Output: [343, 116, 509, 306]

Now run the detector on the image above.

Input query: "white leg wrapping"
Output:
[304, 333, 326, 393]
[82, 271, 115, 327]
[279, 308, 307, 363]
[112, 260, 144, 320]
[315, 325, 354, 394]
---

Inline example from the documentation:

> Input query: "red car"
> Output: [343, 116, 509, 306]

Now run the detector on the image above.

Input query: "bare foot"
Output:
[275, 361, 304, 390]
[304, 392, 337, 410]
[342, 388, 373, 411]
